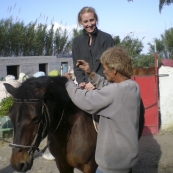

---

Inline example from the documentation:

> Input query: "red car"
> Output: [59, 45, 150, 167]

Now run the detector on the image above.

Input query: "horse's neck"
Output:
[47, 99, 72, 128]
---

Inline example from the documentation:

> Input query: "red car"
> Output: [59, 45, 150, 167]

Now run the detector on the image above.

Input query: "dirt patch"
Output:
[0, 132, 173, 173]
[133, 131, 173, 173]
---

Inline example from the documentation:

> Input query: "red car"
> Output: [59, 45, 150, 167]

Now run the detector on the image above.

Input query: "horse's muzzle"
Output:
[10, 152, 33, 172]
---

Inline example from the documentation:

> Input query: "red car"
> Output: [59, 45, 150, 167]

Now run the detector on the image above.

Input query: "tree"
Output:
[61, 28, 83, 55]
[45, 24, 54, 56]
[127, 0, 173, 12]
[23, 22, 37, 56]
[163, 28, 173, 58]
[0, 97, 13, 118]
[113, 36, 121, 45]
[113, 32, 145, 67]
[0, 19, 12, 56]
[132, 54, 155, 67]
[148, 27, 173, 59]
[33, 23, 47, 56]
[0, 18, 73, 56]
[71, 28, 83, 38]
[115, 32, 144, 59]
[54, 27, 69, 55]
[159, 0, 173, 12]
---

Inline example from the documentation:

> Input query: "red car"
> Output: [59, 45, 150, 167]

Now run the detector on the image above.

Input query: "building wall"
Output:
[159, 66, 173, 130]
[0, 55, 74, 102]
[0, 56, 73, 79]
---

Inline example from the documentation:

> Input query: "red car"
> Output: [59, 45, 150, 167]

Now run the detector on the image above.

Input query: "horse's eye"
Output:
[29, 109, 36, 115]
[31, 116, 40, 124]
[29, 108, 39, 119]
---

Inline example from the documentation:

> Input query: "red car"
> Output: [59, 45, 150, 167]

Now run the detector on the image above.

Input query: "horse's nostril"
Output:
[18, 162, 25, 171]
[15, 157, 33, 172]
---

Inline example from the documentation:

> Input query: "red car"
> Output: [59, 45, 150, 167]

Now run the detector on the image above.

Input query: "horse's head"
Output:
[4, 77, 52, 172]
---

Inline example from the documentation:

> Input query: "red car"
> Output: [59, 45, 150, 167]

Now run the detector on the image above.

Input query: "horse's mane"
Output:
[13, 76, 80, 124]
[13, 76, 70, 102]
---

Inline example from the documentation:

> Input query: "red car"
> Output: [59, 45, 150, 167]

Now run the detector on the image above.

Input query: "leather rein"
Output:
[9, 98, 66, 157]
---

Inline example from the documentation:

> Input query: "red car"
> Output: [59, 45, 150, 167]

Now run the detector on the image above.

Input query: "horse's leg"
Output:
[65, 113, 97, 173]
[48, 134, 74, 173]
[55, 158, 74, 173]
[49, 147, 74, 173]
[80, 155, 97, 173]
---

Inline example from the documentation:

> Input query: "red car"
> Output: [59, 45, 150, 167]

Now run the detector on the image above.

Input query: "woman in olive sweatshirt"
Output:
[72, 6, 114, 88]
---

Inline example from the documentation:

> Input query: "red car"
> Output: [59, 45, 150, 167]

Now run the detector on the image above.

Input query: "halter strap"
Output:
[14, 98, 42, 103]
[9, 143, 38, 150]
[9, 98, 67, 157]
[9, 99, 49, 156]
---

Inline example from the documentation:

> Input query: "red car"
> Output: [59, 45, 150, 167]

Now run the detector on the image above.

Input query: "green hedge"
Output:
[0, 97, 13, 118]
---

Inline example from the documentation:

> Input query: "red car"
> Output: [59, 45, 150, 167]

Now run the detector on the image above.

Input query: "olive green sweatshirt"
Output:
[72, 28, 114, 84]
[65, 74, 140, 173]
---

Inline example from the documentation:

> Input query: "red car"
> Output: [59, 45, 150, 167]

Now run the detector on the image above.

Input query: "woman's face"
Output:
[80, 12, 96, 34]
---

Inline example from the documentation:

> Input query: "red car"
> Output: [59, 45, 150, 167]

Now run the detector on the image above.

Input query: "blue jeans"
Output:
[96, 169, 103, 173]
[96, 168, 132, 173]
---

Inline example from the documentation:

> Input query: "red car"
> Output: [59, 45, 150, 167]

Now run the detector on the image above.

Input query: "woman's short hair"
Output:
[100, 46, 133, 78]
[77, 6, 99, 26]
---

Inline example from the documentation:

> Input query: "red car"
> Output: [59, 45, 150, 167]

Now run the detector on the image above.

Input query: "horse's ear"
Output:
[3, 83, 16, 97]
[35, 81, 53, 97]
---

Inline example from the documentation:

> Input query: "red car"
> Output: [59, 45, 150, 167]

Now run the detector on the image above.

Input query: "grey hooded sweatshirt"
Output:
[65, 73, 140, 173]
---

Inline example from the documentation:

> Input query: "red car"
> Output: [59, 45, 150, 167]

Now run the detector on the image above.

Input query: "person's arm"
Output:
[65, 80, 114, 115]
[89, 73, 109, 89]
[72, 42, 86, 84]
[76, 60, 109, 89]
[76, 60, 96, 79]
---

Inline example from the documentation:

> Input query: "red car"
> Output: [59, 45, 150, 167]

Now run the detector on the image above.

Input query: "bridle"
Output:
[9, 98, 66, 156]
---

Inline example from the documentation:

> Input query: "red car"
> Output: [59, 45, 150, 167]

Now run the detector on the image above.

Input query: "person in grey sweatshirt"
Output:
[64, 46, 140, 173]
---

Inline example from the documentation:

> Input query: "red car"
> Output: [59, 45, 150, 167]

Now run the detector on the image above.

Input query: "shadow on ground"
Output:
[133, 127, 161, 173]
[0, 164, 15, 173]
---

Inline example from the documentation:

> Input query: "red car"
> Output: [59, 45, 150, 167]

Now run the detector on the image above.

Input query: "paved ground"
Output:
[0, 131, 173, 173]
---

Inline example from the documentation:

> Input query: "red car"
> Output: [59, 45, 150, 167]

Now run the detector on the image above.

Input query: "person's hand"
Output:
[76, 60, 92, 75]
[63, 73, 72, 80]
[78, 82, 86, 89]
[84, 82, 95, 90]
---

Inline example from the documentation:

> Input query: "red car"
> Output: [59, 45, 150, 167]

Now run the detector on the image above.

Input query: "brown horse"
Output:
[4, 76, 144, 173]
[133, 66, 156, 75]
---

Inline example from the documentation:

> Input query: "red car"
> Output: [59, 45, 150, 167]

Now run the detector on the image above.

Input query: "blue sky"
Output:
[1, 0, 173, 53]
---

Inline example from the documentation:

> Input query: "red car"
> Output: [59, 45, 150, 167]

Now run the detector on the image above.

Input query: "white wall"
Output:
[159, 66, 173, 130]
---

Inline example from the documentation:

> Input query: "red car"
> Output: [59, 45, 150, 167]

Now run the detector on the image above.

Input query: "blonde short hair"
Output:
[100, 46, 133, 78]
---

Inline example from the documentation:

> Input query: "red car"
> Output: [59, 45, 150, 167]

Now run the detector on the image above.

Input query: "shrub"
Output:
[0, 97, 13, 118]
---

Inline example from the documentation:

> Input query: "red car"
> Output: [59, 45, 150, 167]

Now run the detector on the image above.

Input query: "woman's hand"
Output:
[78, 82, 95, 90]
[84, 82, 95, 90]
